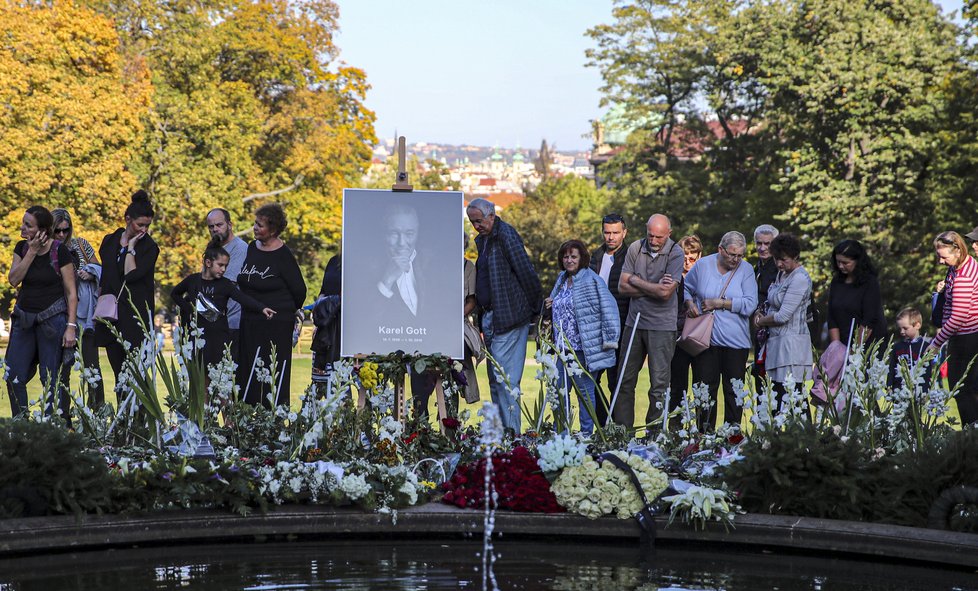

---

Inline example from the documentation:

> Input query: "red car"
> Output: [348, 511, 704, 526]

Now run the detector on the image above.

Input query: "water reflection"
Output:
[1, 540, 976, 590]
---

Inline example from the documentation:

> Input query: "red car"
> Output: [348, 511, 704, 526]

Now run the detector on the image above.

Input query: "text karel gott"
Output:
[378, 325, 428, 335]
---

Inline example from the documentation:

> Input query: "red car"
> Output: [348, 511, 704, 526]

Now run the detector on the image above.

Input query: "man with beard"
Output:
[205, 208, 249, 355]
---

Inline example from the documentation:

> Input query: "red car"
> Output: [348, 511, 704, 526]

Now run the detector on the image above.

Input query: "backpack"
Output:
[49, 239, 62, 276]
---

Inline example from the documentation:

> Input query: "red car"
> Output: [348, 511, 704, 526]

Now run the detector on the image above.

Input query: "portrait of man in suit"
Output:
[376, 204, 424, 319]
[341, 188, 464, 358]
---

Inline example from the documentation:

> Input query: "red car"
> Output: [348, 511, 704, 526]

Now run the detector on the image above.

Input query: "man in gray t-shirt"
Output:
[206, 208, 249, 353]
[612, 213, 684, 430]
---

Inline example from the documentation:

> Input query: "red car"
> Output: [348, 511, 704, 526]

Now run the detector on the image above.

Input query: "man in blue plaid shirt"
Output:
[467, 198, 542, 433]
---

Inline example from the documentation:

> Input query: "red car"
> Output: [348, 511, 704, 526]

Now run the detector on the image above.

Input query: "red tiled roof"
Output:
[464, 191, 525, 210]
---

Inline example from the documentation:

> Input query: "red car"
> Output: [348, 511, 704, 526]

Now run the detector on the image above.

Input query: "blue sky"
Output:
[336, 1, 965, 152]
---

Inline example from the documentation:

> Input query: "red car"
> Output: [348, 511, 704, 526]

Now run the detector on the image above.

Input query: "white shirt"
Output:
[377, 251, 419, 316]
[598, 252, 614, 286]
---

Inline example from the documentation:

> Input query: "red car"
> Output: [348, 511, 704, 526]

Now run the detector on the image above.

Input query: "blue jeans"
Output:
[482, 311, 529, 433]
[6, 307, 69, 418]
[557, 348, 597, 435]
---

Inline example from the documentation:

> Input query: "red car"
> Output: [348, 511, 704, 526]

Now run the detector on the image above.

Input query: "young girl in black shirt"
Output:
[171, 239, 275, 367]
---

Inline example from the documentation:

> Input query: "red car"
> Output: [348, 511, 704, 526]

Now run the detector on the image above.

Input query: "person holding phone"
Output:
[6, 206, 77, 420]
[96, 190, 160, 385]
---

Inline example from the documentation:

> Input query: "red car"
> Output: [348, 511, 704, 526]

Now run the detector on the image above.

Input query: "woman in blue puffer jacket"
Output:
[545, 239, 621, 435]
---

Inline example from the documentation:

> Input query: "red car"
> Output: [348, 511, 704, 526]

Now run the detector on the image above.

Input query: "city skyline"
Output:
[337, 1, 965, 152]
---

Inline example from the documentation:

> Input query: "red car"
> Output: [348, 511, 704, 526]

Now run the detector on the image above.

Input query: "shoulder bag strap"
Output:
[717, 264, 738, 300]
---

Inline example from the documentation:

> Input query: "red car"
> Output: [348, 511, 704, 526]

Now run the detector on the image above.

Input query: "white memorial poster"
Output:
[341, 188, 464, 358]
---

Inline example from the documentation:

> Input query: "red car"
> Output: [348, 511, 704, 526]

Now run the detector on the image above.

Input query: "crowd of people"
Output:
[462, 202, 978, 433]
[6, 193, 978, 433]
[7, 193, 306, 420]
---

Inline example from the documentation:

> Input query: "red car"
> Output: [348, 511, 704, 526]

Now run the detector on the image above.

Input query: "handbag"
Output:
[94, 282, 126, 322]
[677, 268, 737, 356]
[931, 284, 947, 329]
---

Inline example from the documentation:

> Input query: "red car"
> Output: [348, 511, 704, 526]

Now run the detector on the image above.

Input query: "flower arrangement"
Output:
[551, 452, 668, 520]
[662, 484, 736, 530]
[537, 433, 587, 473]
[441, 446, 564, 513]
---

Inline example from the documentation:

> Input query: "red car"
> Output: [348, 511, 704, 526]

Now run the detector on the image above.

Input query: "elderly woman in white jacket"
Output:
[545, 240, 621, 435]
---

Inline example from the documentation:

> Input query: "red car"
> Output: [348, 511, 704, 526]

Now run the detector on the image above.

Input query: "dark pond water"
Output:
[0, 539, 976, 590]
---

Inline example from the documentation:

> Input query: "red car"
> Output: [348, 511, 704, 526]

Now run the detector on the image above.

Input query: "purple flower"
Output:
[161, 471, 175, 482]
[229, 464, 240, 473]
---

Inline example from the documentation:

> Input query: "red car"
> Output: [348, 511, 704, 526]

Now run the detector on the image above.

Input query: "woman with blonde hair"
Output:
[928, 231, 978, 424]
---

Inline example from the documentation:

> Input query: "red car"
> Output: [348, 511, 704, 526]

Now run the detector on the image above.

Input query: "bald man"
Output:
[612, 214, 684, 430]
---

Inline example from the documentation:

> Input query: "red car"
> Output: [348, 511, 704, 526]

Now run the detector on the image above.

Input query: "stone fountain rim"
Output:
[1, 504, 977, 568]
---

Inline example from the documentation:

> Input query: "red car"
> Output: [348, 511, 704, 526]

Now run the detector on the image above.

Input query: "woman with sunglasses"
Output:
[52, 208, 104, 407]
[6, 206, 77, 420]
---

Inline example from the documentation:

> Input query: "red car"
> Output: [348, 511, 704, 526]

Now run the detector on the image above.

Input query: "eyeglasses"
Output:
[720, 246, 745, 260]
[54, 226, 70, 235]
[603, 213, 624, 224]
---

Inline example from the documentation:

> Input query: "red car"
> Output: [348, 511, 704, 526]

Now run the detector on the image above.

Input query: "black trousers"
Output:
[669, 345, 694, 417]
[691, 346, 749, 431]
[948, 332, 978, 425]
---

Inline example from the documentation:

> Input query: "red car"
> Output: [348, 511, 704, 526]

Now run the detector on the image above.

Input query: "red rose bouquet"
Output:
[441, 446, 564, 513]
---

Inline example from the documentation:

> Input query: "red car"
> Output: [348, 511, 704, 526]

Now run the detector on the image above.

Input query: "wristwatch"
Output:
[127, 250, 136, 256]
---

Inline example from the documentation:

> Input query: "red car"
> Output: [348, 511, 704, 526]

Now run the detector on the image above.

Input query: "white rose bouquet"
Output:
[537, 433, 587, 473]
[551, 452, 668, 519]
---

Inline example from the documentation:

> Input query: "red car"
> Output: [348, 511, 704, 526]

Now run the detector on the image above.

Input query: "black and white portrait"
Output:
[342, 189, 464, 358]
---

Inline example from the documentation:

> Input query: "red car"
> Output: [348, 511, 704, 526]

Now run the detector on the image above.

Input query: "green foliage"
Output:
[868, 429, 978, 529]
[0, 419, 115, 517]
[721, 422, 873, 520]
[505, 175, 610, 286]
[1, 0, 376, 302]
[108, 454, 265, 516]
[722, 423, 978, 529]
[588, 0, 976, 313]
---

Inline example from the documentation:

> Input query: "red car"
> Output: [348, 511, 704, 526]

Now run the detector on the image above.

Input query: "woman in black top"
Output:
[171, 239, 275, 368]
[236, 204, 306, 407]
[96, 190, 160, 383]
[827, 240, 886, 347]
[7, 206, 77, 419]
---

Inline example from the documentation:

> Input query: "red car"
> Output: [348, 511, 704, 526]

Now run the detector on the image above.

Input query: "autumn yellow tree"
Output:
[84, 0, 376, 294]
[0, 1, 150, 302]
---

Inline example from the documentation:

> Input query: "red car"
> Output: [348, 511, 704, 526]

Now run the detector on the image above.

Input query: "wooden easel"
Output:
[389, 136, 449, 430]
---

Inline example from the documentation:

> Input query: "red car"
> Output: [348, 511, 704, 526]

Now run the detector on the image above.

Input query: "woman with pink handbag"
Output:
[95, 190, 159, 387]
[682, 231, 758, 431]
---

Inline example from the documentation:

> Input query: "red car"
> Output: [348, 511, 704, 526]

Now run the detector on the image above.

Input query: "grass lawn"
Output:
[1, 342, 958, 432]
[0, 342, 655, 429]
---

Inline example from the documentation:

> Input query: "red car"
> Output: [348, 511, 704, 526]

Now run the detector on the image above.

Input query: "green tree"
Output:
[83, 0, 376, 296]
[588, 0, 974, 317]
[505, 175, 610, 286]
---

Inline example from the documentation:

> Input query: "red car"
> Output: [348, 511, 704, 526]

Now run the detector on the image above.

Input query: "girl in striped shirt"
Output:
[929, 231, 978, 425]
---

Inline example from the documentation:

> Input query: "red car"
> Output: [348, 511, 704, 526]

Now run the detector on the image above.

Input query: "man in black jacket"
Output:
[589, 213, 629, 425]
